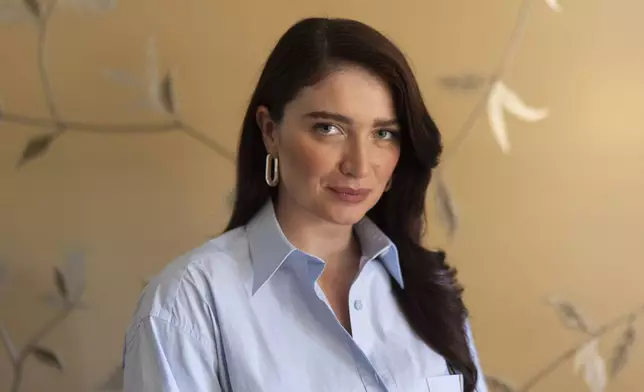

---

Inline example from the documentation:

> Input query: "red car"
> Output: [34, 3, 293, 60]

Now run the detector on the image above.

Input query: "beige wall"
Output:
[1, 1, 643, 391]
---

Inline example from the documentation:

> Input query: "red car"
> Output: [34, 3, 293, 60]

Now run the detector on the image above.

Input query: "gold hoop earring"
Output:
[265, 154, 279, 187]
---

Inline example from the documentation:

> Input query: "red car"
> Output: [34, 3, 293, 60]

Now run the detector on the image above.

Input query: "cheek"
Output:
[280, 137, 334, 183]
[376, 148, 400, 179]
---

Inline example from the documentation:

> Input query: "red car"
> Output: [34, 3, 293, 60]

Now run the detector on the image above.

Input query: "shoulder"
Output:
[125, 227, 251, 339]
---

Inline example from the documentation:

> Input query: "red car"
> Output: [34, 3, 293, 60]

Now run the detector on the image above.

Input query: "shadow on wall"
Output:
[0, 0, 642, 391]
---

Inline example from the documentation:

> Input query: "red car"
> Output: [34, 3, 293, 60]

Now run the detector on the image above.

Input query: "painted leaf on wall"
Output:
[54, 266, 69, 301]
[0, 323, 17, 363]
[486, 376, 516, 392]
[18, 134, 54, 167]
[22, 0, 41, 17]
[545, 0, 563, 12]
[104, 35, 168, 113]
[98, 365, 124, 391]
[574, 339, 607, 392]
[60, 250, 86, 301]
[609, 322, 636, 378]
[438, 73, 485, 91]
[547, 297, 591, 333]
[33, 346, 63, 371]
[434, 172, 458, 237]
[486, 80, 549, 153]
[159, 72, 176, 114]
[145, 35, 164, 113]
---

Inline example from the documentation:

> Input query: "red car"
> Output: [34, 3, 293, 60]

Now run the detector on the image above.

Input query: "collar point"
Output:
[250, 278, 265, 296]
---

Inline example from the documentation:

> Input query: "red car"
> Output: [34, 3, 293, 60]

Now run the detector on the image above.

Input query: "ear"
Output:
[256, 105, 279, 155]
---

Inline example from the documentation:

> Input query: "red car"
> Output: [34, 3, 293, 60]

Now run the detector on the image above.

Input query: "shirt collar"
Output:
[246, 201, 404, 295]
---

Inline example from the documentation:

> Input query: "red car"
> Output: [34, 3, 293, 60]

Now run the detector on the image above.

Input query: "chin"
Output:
[320, 202, 370, 226]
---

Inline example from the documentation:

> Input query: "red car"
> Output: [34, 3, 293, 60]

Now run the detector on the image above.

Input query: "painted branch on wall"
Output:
[0, 254, 86, 392]
[0, 0, 236, 168]
[433, 0, 554, 239]
[1, 2, 235, 390]
[2, 0, 641, 392]
[487, 299, 642, 392]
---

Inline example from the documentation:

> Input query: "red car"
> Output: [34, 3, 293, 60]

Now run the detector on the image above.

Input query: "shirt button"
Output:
[353, 300, 363, 310]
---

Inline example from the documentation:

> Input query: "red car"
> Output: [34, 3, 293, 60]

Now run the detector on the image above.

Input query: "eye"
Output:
[313, 123, 342, 136]
[374, 129, 399, 140]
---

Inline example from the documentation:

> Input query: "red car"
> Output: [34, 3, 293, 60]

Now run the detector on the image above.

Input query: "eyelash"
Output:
[375, 129, 399, 140]
[313, 123, 342, 135]
[312, 123, 399, 140]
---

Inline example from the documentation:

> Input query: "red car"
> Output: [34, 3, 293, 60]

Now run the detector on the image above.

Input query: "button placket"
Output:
[348, 266, 391, 391]
[348, 276, 370, 351]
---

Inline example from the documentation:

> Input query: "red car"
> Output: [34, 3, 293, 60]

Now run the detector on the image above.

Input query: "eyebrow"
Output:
[304, 111, 399, 128]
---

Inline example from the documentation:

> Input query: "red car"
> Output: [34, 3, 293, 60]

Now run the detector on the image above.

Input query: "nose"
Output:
[339, 137, 370, 179]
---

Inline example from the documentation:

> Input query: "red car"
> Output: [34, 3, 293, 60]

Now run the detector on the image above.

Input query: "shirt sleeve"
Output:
[123, 315, 223, 392]
[466, 320, 489, 392]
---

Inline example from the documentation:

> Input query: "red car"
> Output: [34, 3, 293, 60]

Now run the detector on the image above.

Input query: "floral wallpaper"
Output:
[1, 0, 642, 391]
[1, 0, 236, 390]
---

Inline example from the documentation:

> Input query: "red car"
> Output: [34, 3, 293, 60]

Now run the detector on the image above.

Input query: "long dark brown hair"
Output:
[226, 17, 478, 391]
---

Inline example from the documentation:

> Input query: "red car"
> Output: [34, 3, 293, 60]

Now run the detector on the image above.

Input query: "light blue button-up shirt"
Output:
[123, 201, 488, 392]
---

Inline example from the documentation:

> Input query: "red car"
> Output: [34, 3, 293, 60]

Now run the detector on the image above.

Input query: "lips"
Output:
[327, 186, 371, 203]
[329, 187, 370, 195]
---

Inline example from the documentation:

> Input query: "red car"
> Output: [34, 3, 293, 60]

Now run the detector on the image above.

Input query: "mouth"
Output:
[327, 186, 371, 203]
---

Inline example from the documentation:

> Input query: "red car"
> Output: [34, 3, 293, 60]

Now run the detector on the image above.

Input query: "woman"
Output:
[123, 17, 487, 392]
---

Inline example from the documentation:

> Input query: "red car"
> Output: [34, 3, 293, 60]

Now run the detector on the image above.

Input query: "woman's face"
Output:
[258, 65, 401, 226]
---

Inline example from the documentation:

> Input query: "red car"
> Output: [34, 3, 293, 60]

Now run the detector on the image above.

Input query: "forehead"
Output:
[287, 66, 396, 120]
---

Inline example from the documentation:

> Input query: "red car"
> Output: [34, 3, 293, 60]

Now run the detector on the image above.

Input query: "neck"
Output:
[274, 196, 359, 267]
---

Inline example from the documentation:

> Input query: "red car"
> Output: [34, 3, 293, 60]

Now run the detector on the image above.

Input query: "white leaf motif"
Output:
[574, 339, 607, 392]
[0, 322, 17, 363]
[145, 35, 164, 113]
[487, 81, 549, 153]
[545, 0, 563, 12]
[102, 35, 167, 113]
